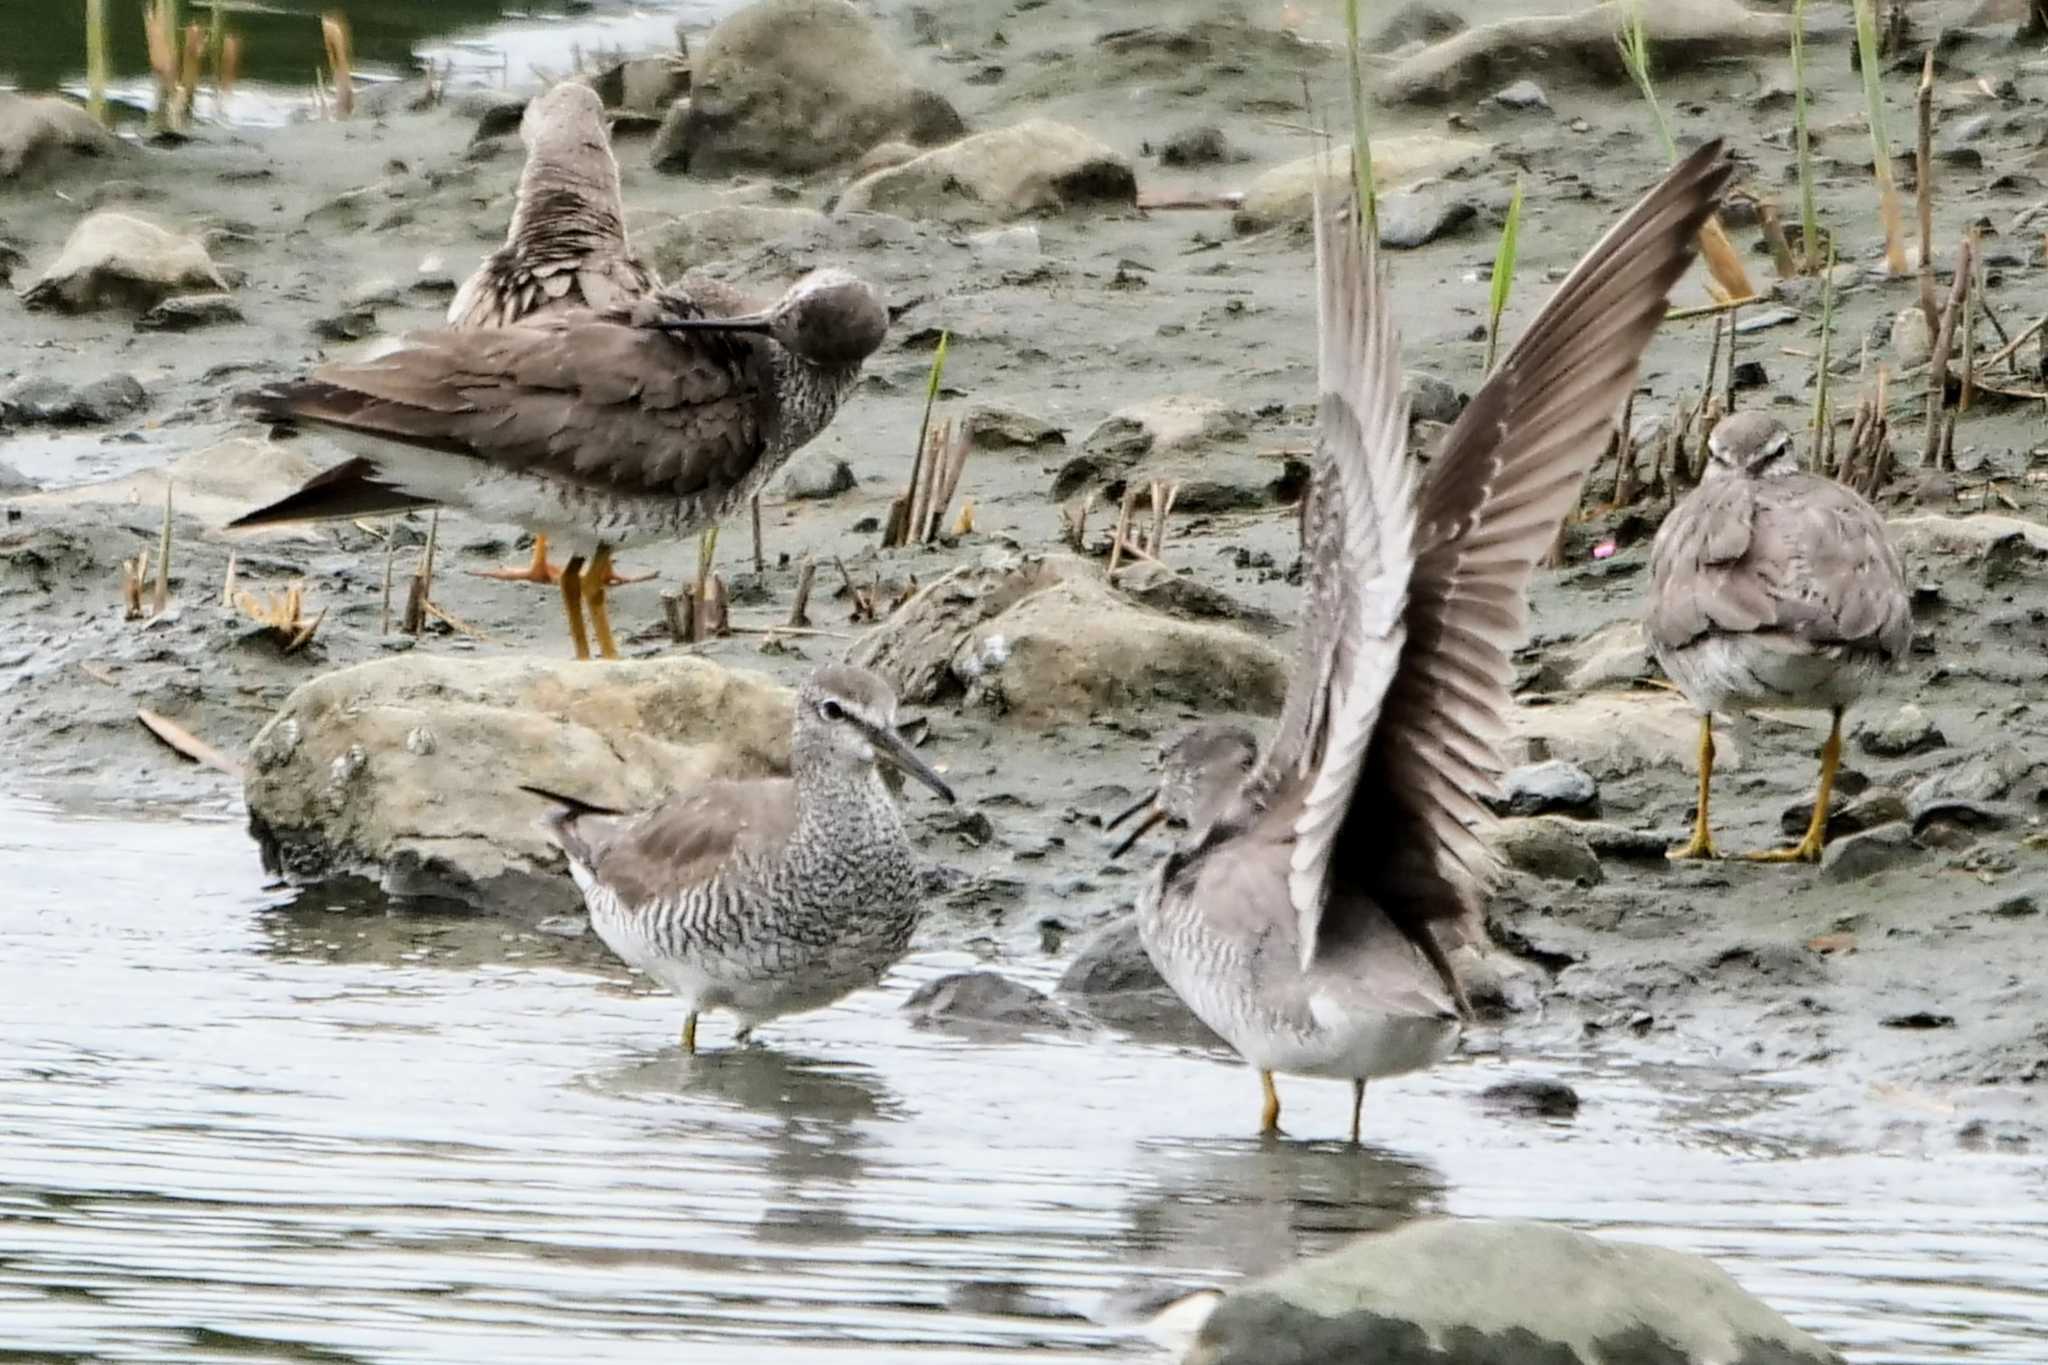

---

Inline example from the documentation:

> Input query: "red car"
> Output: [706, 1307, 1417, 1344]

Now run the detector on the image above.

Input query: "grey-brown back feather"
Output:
[538, 778, 801, 907]
[1649, 470, 1911, 659]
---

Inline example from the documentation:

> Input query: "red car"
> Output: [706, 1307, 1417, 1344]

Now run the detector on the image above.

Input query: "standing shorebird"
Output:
[1133, 142, 1733, 1140]
[524, 665, 956, 1051]
[446, 79, 662, 592]
[1648, 411, 1911, 862]
[229, 267, 887, 659]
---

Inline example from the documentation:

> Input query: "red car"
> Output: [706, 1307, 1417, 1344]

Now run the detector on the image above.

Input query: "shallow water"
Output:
[2, 796, 2045, 1363]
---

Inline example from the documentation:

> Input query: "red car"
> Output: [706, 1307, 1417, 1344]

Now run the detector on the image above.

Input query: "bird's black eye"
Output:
[819, 699, 845, 722]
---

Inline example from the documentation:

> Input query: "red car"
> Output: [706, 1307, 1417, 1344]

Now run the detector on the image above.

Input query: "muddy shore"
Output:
[3, 0, 2045, 1155]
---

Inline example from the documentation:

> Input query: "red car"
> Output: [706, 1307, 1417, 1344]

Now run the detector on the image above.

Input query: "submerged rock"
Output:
[1819, 822, 1917, 883]
[1492, 760, 1598, 817]
[1165, 1217, 1844, 1364]
[0, 93, 124, 181]
[20, 211, 229, 313]
[1487, 816, 1603, 884]
[671, 0, 961, 176]
[243, 655, 794, 916]
[837, 119, 1136, 222]
[902, 971, 1075, 1031]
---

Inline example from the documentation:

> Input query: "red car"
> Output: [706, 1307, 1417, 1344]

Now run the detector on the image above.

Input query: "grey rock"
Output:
[1117, 562, 1279, 631]
[311, 308, 378, 342]
[642, 205, 834, 275]
[1733, 306, 1799, 334]
[1487, 817, 1603, 884]
[1492, 760, 1598, 817]
[839, 119, 1135, 223]
[243, 655, 796, 916]
[470, 97, 528, 142]
[1570, 821, 1671, 860]
[1856, 702, 1945, 758]
[1057, 916, 1165, 997]
[1479, 1078, 1580, 1117]
[965, 404, 1065, 451]
[1159, 124, 1230, 166]
[355, 76, 440, 119]
[0, 92, 124, 181]
[19, 211, 228, 313]
[1377, 190, 1478, 249]
[672, 0, 962, 176]
[901, 971, 1075, 1031]
[779, 455, 856, 500]
[0, 372, 148, 426]
[1909, 747, 2038, 809]
[1988, 893, 2039, 918]
[1180, 1218, 1844, 1365]
[1492, 79, 1550, 111]
[1819, 822, 1918, 882]
[1540, 618, 1654, 693]
[1402, 370, 1465, 425]
[136, 292, 243, 332]
[1061, 394, 1246, 497]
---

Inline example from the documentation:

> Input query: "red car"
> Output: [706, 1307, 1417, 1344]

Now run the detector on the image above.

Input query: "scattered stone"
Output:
[1909, 747, 2038, 810]
[780, 455, 856, 500]
[468, 96, 528, 142]
[1173, 1218, 1844, 1365]
[590, 54, 691, 114]
[1571, 820, 1672, 860]
[1488, 816, 1603, 884]
[136, 292, 243, 332]
[1988, 893, 2039, 918]
[968, 224, 1041, 260]
[901, 971, 1075, 1031]
[0, 93, 124, 181]
[1819, 822, 1917, 882]
[1492, 79, 1551, 111]
[311, 307, 378, 342]
[1891, 305, 1933, 368]
[849, 551, 1287, 725]
[1856, 703, 1945, 758]
[355, 77, 440, 119]
[670, 0, 962, 176]
[1479, 1078, 1580, 1117]
[1492, 760, 1599, 817]
[1542, 619, 1655, 693]
[1230, 133, 1487, 233]
[853, 139, 921, 177]
[243, 655, 795, 917]
[0, 373, 148, 427]
[1159, 125, 1230, 166]
[1057, 916, 1164, 997]
[1402, 371, 1464, 425]
[19, 211, 229, 313]
[1057, 395, 1246, 497]
[965, 404, 1065, 451]
[1880, 1010, 1956, 1030]
[837, 119, 1136, 223]
[1117, 563, 1278, 631]
[1373, 4, 1467, 48]
[1729, 359, 1769, 390]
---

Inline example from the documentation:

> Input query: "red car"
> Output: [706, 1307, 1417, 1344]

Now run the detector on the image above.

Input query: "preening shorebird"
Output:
[1128, 141, 1734, 1140]
[1647, 410, 1912, 862]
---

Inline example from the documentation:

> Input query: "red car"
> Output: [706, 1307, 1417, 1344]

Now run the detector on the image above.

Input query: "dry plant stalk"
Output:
[1852, 0, 1909, 275]
[1757, 203, 1798, 280]
[884, 418, 973, 548]
[788, 557, 817, 628]
[153, 482, 173, 618]
[1841, 368, 1891, 498]
[322, 13, 354, 120]
[1924, 234, 1974, 470]
[1914, 51, 1938, 328]
[143, 0, 180, 132]
[121, 549, 150, 620]
[750, 495, 765, 574]
[1145, 480, 1180, 558]
[235, 581, 325, 654]
[220, 550, 238, 608]
[403, 511, 439, 635]
[1107, 485, 1139, 575]
[85, 0, 110, 126]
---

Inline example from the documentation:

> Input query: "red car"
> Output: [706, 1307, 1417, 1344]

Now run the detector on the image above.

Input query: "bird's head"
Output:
[1104, 723, 1259, 859]
[1705, 411, 1798, 481]
[657, 269, 887, 370]
[794, 664, 954, 803]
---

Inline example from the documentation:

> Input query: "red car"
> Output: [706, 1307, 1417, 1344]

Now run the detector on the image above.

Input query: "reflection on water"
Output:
[1, 796, 2045, 1362]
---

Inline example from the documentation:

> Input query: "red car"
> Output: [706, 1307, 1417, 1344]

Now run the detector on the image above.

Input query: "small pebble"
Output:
[1492, 79, 1551, 112]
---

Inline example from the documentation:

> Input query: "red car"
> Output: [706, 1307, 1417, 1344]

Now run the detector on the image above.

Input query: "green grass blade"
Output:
[1485, 178, 1523, 374]
[1343, 0, 1377, 238]
[1615, 1, 1676, 161]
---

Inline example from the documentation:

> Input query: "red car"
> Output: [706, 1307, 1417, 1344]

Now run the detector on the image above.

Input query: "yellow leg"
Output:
[1746, 707, 1842, 864]
[583, 545, 621, 661]
[1259, 1070, 1281, 1135]
[681, 1012, 697, 1054]
[1349, 1079, 1366, 1144]
[1668, 714, 1720, 860]
[559, 556, 591, 661]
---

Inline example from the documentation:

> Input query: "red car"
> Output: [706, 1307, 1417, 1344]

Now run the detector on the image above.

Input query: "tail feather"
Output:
[227, 455, 437, 528]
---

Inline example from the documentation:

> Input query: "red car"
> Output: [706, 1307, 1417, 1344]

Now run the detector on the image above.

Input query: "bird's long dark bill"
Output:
[1109, 806, 1170, 860]
[865, 720, 956, 804]
[1104, 788, 1157, 833]
[658, 311, 774, 334]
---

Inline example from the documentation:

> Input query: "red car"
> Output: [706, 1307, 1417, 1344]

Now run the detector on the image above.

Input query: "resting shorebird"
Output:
[230, 267, 887, 659]
[525, 665, 955, 1051]
[447, 79, 661, 592]
[1132, 142, 1732, 1140]
[1647, 411, 1911, 862]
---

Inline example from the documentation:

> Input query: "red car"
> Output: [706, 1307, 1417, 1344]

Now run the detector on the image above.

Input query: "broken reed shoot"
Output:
[1852, 0, 1908, 275]
[1616, 3, 1753, 302]
[322, 12, 354, 120]
[1791, 0, 1819, 272]
[1484, 178, 1522, 374]
[1914, 50, 1938, 328]
[143, 0, 180, 133]
[1811, 242, 1838, 468]
[1342, 0, 1377, 238]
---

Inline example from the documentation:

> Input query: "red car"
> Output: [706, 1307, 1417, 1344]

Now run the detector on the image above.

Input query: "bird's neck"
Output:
[767, 352, 863, 454]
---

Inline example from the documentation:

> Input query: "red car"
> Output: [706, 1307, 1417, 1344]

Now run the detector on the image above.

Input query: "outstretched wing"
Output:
[1330, 139, 1735, 955]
